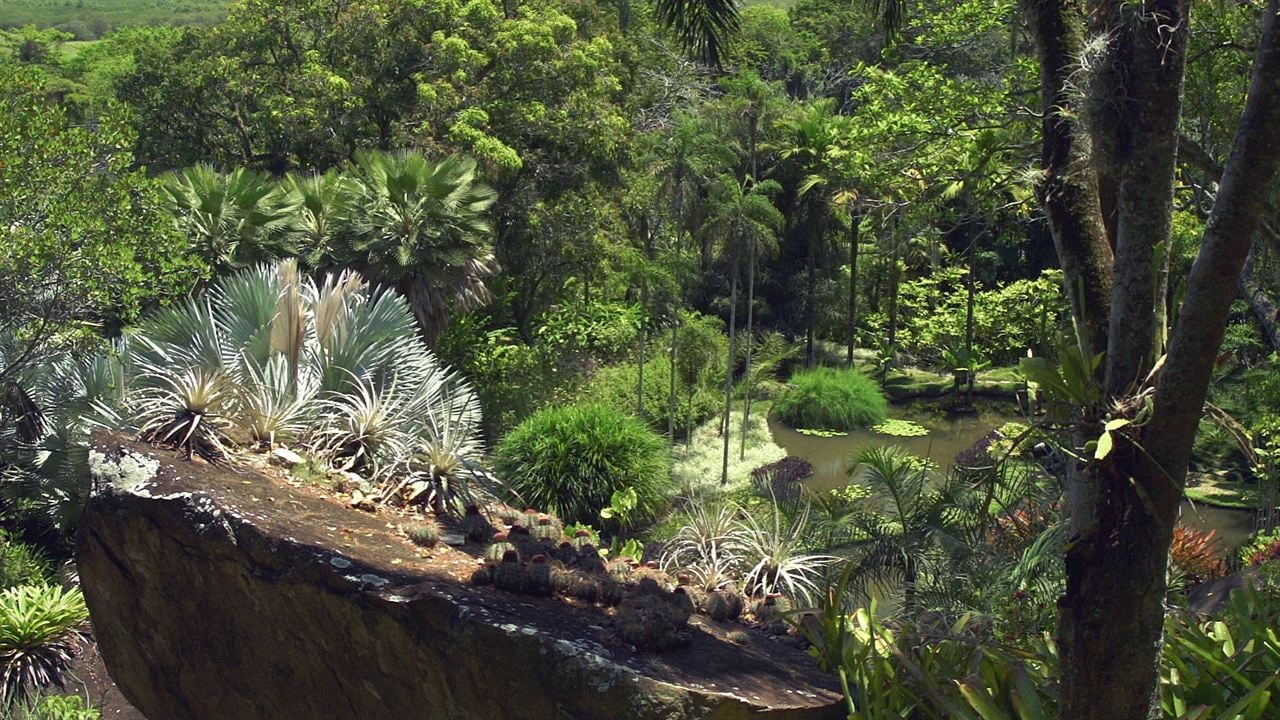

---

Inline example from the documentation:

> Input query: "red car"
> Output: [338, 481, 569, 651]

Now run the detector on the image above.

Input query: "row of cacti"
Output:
[409, 503, 793, 637]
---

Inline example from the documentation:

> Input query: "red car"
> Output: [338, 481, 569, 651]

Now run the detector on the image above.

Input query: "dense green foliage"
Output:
[494, 403, 670, 525]
[773, 368, 888, 431]
[0, 64, 202, 380]
[581, 359, 719, 437]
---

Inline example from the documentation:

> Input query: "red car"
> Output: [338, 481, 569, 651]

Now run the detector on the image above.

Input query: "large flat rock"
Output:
[77, 435, 844, 720]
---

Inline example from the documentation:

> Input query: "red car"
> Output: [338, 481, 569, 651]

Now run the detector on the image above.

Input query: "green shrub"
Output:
[773, 367, 888, 431]
[494, 404, 671, 525]
[16, 693, 101, 720]
[580, 359, 719, 437]
[0, 539, 51, 591]
[0, 585, 88, 704]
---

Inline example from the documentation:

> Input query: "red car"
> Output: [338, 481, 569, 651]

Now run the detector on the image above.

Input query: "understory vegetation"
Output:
[2, 0, 1280, 716]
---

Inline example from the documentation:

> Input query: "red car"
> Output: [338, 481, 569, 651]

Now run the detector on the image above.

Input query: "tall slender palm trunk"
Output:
[846, 210, 860, 368]
[740, 236, 756, 461]
[721, 253, 739, 486]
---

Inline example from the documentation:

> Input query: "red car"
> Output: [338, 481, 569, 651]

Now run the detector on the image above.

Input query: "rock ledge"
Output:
[77, 435, 843, 720]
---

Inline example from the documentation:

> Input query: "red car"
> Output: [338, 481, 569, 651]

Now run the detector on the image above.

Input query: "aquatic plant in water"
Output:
[871, 419, 929, 438]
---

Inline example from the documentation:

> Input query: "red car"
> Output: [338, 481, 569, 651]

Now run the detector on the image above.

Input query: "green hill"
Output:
[0, 0, 228, 39]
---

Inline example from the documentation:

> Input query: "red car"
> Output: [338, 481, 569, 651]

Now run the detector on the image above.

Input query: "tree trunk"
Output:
[1241, 241, 1280, 351]
[1101, 0, 1190, 398]
[1022, 0, 1115, 362]
[805, 213, 819, 367]
[741, 121, 760, 461]
[1022, 2, 1280, 718]
[846, 210, 860, 368]
[741, 236, 756, 462]
[637, 328, 646, 416]
[668, 322, 678, 447]
[722, 257, 739, 486]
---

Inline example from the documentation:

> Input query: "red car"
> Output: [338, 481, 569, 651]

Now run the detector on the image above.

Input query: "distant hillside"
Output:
[0, 0, 228, 39]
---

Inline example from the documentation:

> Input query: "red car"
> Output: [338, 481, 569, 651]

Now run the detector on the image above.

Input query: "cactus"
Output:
[569, 577, 600, 604]
[573, 546, 606, 574]
[704, 590, 744, 622]
[599, 579, 624, 607]
[606, 560, 633, 583]
[614, 579, 694, 651]
[527, 555, 553, 597]
[570, 529, 594, 552]
[461, 505, 495, 543]
[550, 566, 576, 596]
[471, 565, 495, 586]
[495, 505, 521, 526]
[727, 630, 750, 645]
[493, 550, 527, 593]
[519, 509, 542, 529]
[404, 520, 440, 548]
[532, 518, 562, 544]
[753, 593, 791, 626]
[485, 531, 516, 563]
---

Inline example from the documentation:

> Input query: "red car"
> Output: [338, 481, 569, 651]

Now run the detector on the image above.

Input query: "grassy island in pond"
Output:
[773, 367, 888, 432]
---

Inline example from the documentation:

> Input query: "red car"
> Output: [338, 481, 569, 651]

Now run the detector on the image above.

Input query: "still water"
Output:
[769, 400, 1255, 551]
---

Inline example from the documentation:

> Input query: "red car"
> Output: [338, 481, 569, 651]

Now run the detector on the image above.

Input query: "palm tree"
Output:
[774, 99, 845, 367]
[650, 0, 905, 66]
[648, 115, 729, 446]
[700, 174, 784, 486]
[719, 71, 785, 460]
[280, 169, 360, 266]
[835, 446, 976, 612]
[162, 165, 298, 274]
[650, 0, 742, 68]
[345, 150, 498, 345]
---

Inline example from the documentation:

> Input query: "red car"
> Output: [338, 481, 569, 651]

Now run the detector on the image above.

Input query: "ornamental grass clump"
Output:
[494, 403, 671, 525]
[774, 367, 888, 432]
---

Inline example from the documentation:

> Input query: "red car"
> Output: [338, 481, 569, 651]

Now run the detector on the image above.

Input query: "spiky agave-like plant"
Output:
[734, 503, 836, 606]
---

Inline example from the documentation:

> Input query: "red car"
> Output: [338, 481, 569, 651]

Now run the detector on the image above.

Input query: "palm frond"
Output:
[651, 0, 742, 68]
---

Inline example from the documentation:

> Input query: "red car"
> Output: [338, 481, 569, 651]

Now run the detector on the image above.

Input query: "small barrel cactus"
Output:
[614, 578, 694, 651]
[753, 593, 792, 626]
[471, 565, 495, 586]
[532, 519, 562, 544]
[519, 509, 542, 529]
[599, 578, 624, 607]
[495, 505, 521, 526]
[527, 555, 553, 597]
[493, 550, 527, 593]
[569, 577, 601, 604]
[405, 520, 440, 548]
[550, 566, 576, 595]
[461, 505, 495, 543]
[704, 590, 745, 622]
[570, 529, 594, 552]
[485, 531, 516, 563]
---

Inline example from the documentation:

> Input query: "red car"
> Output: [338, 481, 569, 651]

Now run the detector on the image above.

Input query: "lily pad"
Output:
[796, 428, 847, 438]
[872, 419, 930, 437]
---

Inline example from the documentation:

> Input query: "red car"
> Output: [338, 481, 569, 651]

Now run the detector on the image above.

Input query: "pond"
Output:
[769, 399, 1026, 492]
[769, 399, 1257, 552]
